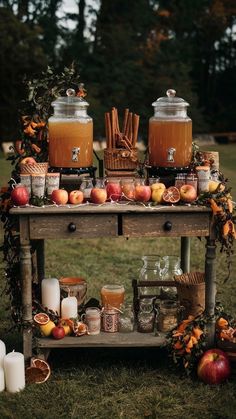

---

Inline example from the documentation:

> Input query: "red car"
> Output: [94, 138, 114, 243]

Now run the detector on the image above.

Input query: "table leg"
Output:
[205, 237, 217, 347]
[180, 237, 190, 273]
[20, 243, 33, 360]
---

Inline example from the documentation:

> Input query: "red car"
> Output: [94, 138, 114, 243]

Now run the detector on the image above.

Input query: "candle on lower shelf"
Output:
[61, 296, 78, 319]
[0, 340, 6, 368]
[0, 367, 5, 392]
[42, 278, 60, 315]
[4, 351, 25, 393]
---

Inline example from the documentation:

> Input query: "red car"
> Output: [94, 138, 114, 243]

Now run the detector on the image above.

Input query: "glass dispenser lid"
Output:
[51, 86, 89, 109]
[152, 89, 189, 108]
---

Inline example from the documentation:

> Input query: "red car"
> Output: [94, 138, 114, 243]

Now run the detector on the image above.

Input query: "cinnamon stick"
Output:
[122, 108, 129, 134]
[111, 108, 116, 148]
[105, 112, 112, 149]
[133, 114, 140, 147]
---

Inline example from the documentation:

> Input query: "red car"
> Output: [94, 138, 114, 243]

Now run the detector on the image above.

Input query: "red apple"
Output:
[51, 326, 66, 340]
[197, 349, 231, 384]
[134, 185, 151, 202]
[11, 185, 29, 206]
[69, 190, 84, 204]
[90, 188, 107, 204]
[51, 189, 68, 205]
[20, 157, 37, 165]
[180, 184, 197, 203]
[106, 182, 122, 201]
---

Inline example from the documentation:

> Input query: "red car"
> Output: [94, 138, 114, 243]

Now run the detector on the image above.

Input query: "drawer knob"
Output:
[68, 222, 76, 232]
[164, 221, 172, 231]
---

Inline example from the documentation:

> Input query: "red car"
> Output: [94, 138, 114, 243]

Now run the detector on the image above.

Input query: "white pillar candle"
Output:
[4, 351, 25, 393]
[0, 340, 6, 368]
[0, 367, 5, 392]
[42, 278, 60, 315]
[61, 296, 78, 319]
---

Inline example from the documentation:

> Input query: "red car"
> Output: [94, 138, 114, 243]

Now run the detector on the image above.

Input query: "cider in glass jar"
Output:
[148, 89, 192, 169]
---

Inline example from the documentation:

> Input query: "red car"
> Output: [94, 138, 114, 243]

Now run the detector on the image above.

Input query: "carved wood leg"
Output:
[205, 237, 217, 347]
[180, 237, 190, 273]
[20, 243, 33, 360]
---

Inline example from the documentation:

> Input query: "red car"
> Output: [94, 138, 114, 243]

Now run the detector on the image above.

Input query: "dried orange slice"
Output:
[162, 186, 180, 204]
[26, 358, 51, 384]
[33, 312, 50, 325]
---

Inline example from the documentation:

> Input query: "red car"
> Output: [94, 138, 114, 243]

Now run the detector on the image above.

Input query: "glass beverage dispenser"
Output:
[48, 88, 93, 169]
[148, 89, 192, 169]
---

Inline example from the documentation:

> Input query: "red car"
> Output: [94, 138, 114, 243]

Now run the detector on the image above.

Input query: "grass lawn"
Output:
[0, 144, 236, 418]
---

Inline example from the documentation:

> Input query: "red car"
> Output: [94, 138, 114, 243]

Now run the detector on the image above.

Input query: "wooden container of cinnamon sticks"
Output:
[104, 107, 139, 171]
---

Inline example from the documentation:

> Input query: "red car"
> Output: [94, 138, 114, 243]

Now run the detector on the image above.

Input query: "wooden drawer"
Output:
[29, 214, 118, 239]
[122, 212, 210, 237]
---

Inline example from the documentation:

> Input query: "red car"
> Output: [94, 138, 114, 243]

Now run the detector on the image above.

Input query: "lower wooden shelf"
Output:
[35, 331, 167, 349]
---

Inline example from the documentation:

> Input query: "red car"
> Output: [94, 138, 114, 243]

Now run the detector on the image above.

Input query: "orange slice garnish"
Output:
[26, 358, 51, 384]
[33, 313, 50, 325]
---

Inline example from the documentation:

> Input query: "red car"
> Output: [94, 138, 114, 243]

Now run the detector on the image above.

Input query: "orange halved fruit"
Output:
[33, 312, 50, 325]
[162, 186, 180, 204]
[26, 358, 51, 384]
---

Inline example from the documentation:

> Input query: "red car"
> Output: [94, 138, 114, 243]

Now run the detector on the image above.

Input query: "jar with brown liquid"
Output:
[48, 87, 93, 168]
[148, 89, 192, 169]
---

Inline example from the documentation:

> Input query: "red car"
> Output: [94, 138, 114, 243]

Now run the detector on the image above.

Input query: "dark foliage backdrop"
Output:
[0, 0, 236, 142]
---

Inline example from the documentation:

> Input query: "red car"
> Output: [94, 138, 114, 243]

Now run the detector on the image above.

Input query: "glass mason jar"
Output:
[156, 300, 180, 332]
[185, 173, 198, 192]
[105, 177, 122, 201]
[139, 255, 161, 297]
[120, 178, 135, 200]
[148, 89, 192, 169]
[95, 177, 106, 189]
[80, 177, 94, 202]
[100, 284, 125, 309]
[175, 173, 186, 190]
[48, 87, 93, 168]
[118, 303, 134, 333]
[137, 298, 155, 333]
[160, 255, 183, 299]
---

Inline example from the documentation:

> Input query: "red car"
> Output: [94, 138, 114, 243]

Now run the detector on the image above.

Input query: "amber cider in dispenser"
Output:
[48, 88, 93, 168]
[49, 119, 93, 168]
[148, 89, 192, 169]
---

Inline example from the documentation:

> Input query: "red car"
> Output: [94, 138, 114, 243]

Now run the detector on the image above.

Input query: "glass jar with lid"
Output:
[118, 303, 134, 333]
[175, 173, 186, 190]
[148, 89, 192, 169]
[137, 298, 155, 333]
[48, 86, 93, 169]
[80, 177, 94, 201]
[156, 300, 180, 332]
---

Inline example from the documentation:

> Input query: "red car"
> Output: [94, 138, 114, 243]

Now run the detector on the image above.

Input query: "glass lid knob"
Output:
[66, 88, 76, 97]
[166, 89, 176, 98]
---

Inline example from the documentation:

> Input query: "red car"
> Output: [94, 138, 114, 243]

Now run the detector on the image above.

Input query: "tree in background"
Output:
[0, 6, 47, 141]
[156, 0, 236, 132]
[0, 0, 236, 142]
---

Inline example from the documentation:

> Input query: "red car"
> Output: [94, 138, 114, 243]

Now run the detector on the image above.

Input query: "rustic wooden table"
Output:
[10, 203, 216, 360]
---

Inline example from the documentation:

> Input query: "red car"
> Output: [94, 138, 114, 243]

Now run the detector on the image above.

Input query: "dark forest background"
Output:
[0, 0, 236, 142]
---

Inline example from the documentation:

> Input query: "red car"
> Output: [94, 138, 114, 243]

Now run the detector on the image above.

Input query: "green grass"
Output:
[0, 145, 236, 418]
